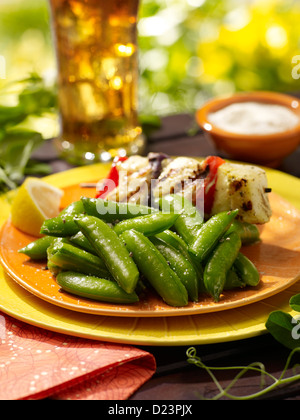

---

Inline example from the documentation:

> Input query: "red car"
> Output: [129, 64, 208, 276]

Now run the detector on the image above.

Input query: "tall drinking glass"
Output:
[48, 0, 144, 164]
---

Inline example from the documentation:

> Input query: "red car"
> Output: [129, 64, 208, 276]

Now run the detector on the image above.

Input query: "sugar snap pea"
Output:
[233, 252, 260, 286]
[46, 245, 62, 276]
[74, 215, 139, 294]
[189, 209, 239, 261]
[159, 194, 204, 245]
[224, 268, 246, 290]
[155, 230, 205, 293]
[203, 231, 242, 302]
[40, 215, 80, 237]
[69, 231, 98, 255]
[150, 236, 199, 302]
[120, 229, 188, 307]
[59, 200, 85, 216]
[19, 236, 55, 260]
[56, 272, 139, 304]
[40, 200, 85, 237]
[155, 229, 190, 254]
[226, 220, 260, 245]
[81, 197, 158, 223]
[114, 212, 179, 236]
[47, 260, 61, 276]
[47, 241, 113, 279]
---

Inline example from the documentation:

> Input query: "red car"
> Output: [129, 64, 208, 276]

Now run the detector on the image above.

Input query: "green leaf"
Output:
[18, 85, 57, 115]
[266, 310, 300, 350]
[0, 74, 56, 193]
[0, 105, 27, 128]
[0, 130, 44, 183]
[0, 129, 43, 154]
[24, 160, 51, 176]
[290, 294, 300, 312]
[5, 140, 36, 183]
[0, 167, 17, 190]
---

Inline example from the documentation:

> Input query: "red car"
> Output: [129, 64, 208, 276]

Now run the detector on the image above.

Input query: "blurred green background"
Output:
[0, 0, 299, 118]
[0, 0, 299, 190]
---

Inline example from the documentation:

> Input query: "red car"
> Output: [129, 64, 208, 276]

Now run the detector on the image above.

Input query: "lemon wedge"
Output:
[11, 177, 64, 237]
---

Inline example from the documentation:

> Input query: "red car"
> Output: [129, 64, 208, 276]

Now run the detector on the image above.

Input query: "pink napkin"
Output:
[0, 312, 156, 400]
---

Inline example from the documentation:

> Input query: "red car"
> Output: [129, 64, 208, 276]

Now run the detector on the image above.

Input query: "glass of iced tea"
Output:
[49, 0, 145, 164]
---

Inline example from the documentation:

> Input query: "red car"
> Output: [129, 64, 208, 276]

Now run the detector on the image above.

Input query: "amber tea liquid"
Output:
[49, 0, 144, 164]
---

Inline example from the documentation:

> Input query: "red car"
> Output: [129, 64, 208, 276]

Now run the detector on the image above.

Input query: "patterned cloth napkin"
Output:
[0, 312, 156, 400]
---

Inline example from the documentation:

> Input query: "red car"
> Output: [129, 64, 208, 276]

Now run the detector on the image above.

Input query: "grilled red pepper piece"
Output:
[95, 156, 128, 199]
[202, 156, 225, 216]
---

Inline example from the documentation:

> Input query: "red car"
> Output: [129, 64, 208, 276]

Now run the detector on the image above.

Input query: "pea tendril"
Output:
[186, 347, 300, 400]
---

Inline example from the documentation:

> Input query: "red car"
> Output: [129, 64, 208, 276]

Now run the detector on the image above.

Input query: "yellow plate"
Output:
[0, 162, 299, 345]
[1, 192, 300, 317]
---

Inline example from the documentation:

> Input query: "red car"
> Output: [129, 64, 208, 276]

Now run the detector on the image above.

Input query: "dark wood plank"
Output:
[132, 336, 300, 400]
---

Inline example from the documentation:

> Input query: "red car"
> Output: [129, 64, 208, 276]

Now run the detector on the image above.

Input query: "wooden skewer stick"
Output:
[80, 183, 98, 188]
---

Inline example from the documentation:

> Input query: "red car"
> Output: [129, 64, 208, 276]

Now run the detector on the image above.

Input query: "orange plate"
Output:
[0, 183, 300, 318]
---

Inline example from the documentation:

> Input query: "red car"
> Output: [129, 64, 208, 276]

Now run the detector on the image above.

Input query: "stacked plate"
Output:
[0, 164, 300, 346]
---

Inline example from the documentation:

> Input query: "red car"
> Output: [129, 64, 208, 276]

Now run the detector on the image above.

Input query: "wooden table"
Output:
[33, 113, 300, 401]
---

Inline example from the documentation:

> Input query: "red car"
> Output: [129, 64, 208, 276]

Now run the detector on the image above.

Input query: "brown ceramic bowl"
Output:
[196, 91, 300, 167]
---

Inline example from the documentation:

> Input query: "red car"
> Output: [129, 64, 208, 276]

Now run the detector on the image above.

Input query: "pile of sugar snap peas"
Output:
[19, 194, 261, 306]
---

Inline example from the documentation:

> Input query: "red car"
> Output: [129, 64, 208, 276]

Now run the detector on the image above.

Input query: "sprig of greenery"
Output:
[0, 74, 56, 193]
[186, 346, 300, 400]
[186, 293, 300, 400]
